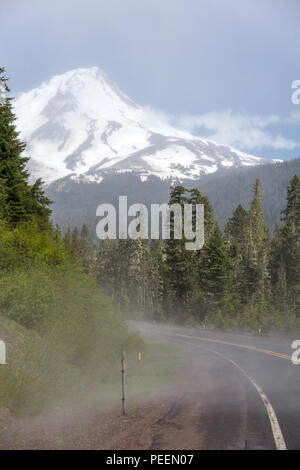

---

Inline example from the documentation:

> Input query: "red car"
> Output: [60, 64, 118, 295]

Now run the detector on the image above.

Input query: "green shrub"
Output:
[0, 217, 145, 416]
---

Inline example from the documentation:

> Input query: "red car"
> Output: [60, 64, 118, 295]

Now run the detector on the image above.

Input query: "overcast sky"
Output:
[1, 0, 300, 159]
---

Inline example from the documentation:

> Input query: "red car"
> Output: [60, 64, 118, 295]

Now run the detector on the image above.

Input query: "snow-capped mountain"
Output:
[14, 67, 276, 185]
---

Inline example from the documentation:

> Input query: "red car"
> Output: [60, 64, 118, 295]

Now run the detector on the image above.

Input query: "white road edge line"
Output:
[199, 346, 287, 451]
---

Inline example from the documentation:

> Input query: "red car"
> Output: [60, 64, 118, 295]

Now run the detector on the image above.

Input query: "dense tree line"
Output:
[84, 176, 300, 334]
[47, 158, 300, 239]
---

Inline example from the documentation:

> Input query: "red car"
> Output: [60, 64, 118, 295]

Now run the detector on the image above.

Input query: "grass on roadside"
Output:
[0, 315, 183, 420]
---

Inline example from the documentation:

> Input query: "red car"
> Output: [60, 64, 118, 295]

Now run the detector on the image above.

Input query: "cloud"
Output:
[141, 106, 176, 135]
[143, 107, 298, 152]
[175, 110, 297, 151]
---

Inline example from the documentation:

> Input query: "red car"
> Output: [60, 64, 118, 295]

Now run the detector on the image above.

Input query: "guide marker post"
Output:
[121, 350, 126, 415]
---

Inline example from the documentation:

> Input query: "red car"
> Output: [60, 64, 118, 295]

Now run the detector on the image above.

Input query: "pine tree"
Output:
[53, 224, 61, 243]
[199, 223, 231, 302]
[96, 239, 117, 299]
[115, 239, 130, 311]
[0, 68, 51, 225]
[225, 204, 249, 252]
[225, 204, 252, 303]
[164, 186, 215, 320]
[0, 177, 6, 218]
[272, 264, 289, 317]
[183, 189, 215, 322]
[164, 186, 191, 319]
[63, 228, 72, 254]
[79, 224, 93, 271]
[150, 240, 165, 318]
[247, 179, 270, 303]
[71, 227, 80, 259]
[127, 238, 150, 315]
[280, 175, 300, 315]
[225, 180, 270, 313]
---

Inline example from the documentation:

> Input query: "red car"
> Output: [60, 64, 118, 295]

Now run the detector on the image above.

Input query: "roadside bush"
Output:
[0, 218, 144, 416]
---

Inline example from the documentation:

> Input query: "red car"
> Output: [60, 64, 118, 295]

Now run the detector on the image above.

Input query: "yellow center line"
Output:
[163, 332, 291, 361]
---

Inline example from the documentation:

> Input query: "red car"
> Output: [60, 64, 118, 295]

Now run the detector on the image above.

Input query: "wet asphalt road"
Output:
[133, 322, 300, 450]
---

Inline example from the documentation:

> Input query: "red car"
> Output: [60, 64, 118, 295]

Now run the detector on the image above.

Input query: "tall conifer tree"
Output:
[0, 68, 51, 225]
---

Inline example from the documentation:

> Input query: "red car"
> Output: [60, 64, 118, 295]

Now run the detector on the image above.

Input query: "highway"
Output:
[133, 322, 300, 450]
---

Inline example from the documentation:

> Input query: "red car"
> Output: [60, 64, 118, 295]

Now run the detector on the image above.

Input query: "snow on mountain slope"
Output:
[14, 67, 276, 185]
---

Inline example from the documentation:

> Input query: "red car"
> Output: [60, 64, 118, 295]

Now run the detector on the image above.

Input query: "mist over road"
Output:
[132, 322, 300, 450]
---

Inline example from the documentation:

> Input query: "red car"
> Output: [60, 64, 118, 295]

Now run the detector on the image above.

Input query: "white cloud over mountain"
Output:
[149, 109, 297, 152]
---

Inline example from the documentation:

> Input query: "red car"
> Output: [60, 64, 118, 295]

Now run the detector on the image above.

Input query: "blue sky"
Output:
[1, 0, 300, 160]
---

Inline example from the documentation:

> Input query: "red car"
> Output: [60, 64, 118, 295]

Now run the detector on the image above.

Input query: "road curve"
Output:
[132, 322, 300, 450]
